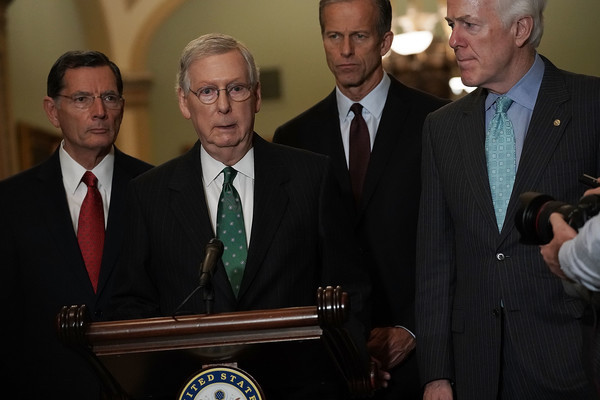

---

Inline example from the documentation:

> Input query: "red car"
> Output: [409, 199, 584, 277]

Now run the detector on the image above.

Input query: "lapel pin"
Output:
[553, 119, 561, 126]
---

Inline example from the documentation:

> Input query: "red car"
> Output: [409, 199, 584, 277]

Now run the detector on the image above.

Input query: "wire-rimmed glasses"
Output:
[189, 83, 252, 105]
[56, 93, 124, 110]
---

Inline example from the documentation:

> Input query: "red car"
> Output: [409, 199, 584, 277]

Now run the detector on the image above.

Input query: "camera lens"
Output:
[515, 192, 554, 244]
[516, 192, 600, 245]
[515, 192, 574, 245]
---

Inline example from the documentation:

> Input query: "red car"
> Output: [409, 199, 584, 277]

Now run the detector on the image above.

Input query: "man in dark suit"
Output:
[0, 51, 152, 398]
[273, 1, 448, 398]
[415, 0, 600, 399]
[108, 33, 371, 399]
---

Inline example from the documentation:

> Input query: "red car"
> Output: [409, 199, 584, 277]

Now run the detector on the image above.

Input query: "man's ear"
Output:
[515, 16, 533, 48]
[177, 87, 192, 120]
[254, 82, 262, 114]
[380, 31, 394, 56]
[43, 96, 61, 128]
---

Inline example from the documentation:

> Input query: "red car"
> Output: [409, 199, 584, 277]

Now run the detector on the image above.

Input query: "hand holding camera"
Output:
[515, 174, 600, 281]
[540, 213, 578, 280]
[515, 174, 600, 245]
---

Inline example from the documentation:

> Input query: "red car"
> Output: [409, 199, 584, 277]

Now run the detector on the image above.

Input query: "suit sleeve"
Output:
[559, 213, 600, 291]
[415, 116, 456, 385]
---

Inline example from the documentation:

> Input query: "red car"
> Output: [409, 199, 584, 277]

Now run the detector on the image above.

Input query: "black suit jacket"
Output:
[273, 75, 449, 398]
[415, 55, 600, 399]
[108, 134, 370, 397]
[0, 147, 152, 399]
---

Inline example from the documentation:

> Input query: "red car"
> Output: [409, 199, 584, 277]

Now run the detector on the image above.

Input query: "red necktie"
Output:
[349, 103, 370, 205]
[78, 171, 105, 293]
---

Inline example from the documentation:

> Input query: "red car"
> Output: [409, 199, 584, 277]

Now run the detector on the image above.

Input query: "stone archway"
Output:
[0, 0, 187, 178]
[75, 0, 188, 161]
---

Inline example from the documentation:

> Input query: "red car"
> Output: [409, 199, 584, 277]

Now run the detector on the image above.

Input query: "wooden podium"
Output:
[57, 286, 375, 399]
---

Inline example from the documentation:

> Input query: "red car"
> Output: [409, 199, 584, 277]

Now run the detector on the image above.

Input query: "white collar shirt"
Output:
[201, 144, 254, 246]
[336, 73, 391, 168]
[59, 141, 114, 232]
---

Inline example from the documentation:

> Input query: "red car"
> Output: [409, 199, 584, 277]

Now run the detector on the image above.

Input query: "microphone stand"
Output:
[202, 279, 215, 315]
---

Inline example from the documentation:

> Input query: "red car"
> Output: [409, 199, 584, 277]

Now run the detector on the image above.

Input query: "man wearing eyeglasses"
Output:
[108, 33, 371, 398]
[0, 50, 152, 398]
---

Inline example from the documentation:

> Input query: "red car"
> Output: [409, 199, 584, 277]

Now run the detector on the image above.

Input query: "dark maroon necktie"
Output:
[349, 103, 370, 204]
[77, 171, 104, 293]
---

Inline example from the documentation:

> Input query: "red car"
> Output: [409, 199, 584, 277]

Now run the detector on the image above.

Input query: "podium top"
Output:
[56, 286, 375, 398]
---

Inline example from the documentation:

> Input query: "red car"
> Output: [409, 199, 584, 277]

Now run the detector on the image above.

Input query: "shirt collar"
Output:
[336, 73, 391, 120]
[59, 141, 115, 195]
[201, 144, 255, 187]
[486, 53, 545, 111]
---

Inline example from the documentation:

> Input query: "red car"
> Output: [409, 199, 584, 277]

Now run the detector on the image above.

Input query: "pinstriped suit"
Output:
[415, 56, 600, 399]
[108, 134, 370, 397]
[0, 148, 152, 398]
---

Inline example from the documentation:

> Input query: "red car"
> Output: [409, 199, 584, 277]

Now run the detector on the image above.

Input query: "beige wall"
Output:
[7, 0, 85, 140]
[146, 0, 332, 163]
[7, 0, 600, 166]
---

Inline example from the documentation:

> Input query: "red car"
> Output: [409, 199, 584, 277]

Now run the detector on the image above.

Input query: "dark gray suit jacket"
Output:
[415, 55, 600, 399]
[0, 147, 152, 398]
[108, 134, 370, 397]
[273, 75, 449, 399]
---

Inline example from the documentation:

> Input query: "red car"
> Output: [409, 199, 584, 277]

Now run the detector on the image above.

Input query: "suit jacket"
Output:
[273, 75, 449, 398]
[0, 147, 152, 399]
[415, 55, 600, 399]
[582, 294, 600, 397]
[108, 134, 370, 398]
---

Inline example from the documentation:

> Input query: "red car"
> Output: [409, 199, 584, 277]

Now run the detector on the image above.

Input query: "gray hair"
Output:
[176, 33, 260, 94]
[318, 0, 392, 39]
[496, 0, 546, 48]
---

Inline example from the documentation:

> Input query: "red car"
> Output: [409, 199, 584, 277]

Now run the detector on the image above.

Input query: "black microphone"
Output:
[173, 238, 224, 317]
[199, 238, 224, 288]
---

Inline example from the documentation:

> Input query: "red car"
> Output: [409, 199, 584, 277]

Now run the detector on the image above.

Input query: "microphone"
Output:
[173, 238, 224, 317]
[198, 238, 224, 288]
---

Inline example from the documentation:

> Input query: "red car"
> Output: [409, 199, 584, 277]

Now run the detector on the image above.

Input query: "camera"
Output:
[515, 192, 600, 245]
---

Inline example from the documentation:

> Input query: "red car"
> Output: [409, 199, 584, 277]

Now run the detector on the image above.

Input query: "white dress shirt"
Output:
[59, 141, 114, 232]
[336, 73, 390, 168]
[201, 145, 254, 246]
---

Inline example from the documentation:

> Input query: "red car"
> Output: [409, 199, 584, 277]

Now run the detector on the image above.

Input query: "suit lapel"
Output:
[97, 149, 133, 294]
[319, 92, 355, 206]
[361, 78, 407, 211]
[505, 59, 571, 236]
[239, 135, 289, 298]
[168, 142, 216, 257]
[38, 151, 94, 290]
[167, 142, 237, 303]
[457, 89, 501, 231]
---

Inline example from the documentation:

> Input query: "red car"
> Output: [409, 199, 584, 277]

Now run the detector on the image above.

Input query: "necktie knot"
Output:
[222, 166, 237, 185]
[350, 103, 363, 117]
[82, 171, 98, 188]
[495, 96, 513, 114]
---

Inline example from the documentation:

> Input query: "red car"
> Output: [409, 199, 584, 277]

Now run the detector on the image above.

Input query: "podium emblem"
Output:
[179, 366, 264, 400]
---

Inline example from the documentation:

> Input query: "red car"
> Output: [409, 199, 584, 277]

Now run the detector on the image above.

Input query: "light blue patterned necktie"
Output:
[486, 96, 516, 231]
[216, 167, 248, 296]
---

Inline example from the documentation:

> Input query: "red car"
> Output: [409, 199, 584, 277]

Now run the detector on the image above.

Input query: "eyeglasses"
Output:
[189, 83, 252, 105]
[56, 93, 124, 110]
